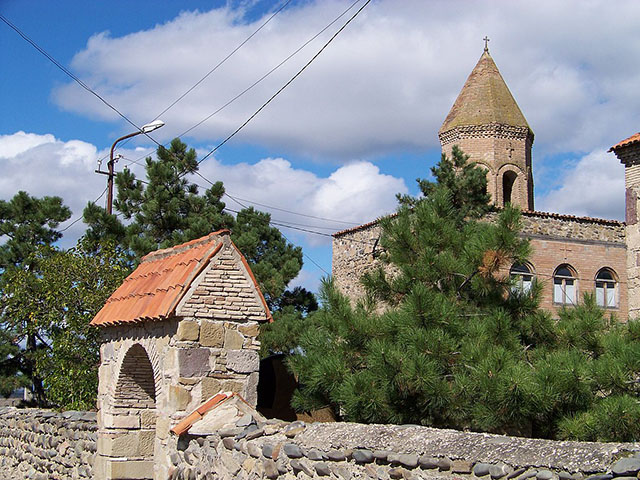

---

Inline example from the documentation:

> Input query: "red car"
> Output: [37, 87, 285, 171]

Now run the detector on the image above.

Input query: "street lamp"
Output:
[106, 120, 165, 214]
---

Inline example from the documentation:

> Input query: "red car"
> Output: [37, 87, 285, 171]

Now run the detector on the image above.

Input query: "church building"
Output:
[332, 45, 628, 318]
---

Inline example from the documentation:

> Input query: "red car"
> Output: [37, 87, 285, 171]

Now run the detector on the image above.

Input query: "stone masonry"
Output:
[611, 134, 640, 318]
[92, 231, 271, 480]
[0, 407, 96, 480]
[167, 409, 640, 480]
[332, 211, 627, 318]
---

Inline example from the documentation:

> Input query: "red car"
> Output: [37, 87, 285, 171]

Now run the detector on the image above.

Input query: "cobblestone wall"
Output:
[169, 416, 640, 480]
[0, 407, 96, 480]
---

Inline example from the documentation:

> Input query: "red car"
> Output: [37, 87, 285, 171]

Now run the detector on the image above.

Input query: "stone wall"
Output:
[168, 416, 640, 480]
[0, 407, 96, 480]
[332, 211, 627, 317]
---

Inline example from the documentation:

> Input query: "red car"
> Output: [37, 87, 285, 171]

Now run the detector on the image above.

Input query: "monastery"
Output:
[332, 45, 638, 319]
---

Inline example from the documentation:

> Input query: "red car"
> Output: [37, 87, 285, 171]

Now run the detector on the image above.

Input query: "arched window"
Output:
[595, 268, 617, 308]
[553, 265, 577, 305]
[510, 263, 534, 293]
[503, 171, 517, 206]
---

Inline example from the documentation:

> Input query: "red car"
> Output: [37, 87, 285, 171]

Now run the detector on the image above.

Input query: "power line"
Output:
[224, 206, 330, 276]
[195, 0, 371, 167]
[0, 14, 148, 138]
[175, 0, 363, 140]
[121, 0, 364, 171]
[59, 186, 108, 233]
[113, 0, 294, 157]
[224, 193, 361, 226]
[153, 0, 294, 123]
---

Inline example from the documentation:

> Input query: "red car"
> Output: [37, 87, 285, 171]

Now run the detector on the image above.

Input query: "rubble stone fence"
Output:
[0, 407, 96, 480]
[169, 417, 640, 480]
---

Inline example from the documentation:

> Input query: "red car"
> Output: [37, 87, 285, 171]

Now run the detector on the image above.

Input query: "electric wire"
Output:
[121, 0, 363, 170]
[59, 186, 108, 233]
[221, 193, 361, 225]
[0, 14, 150, 139]
[113, 0, 294, 156]
[223, 205, 331, 276]
[174, 0, 363, 140]
[3, 7, 375, 253]
[152, 0, 293, 123]
[194, 0, 371, 166]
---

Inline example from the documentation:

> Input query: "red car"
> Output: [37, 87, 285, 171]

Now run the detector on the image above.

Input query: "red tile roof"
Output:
[91, 230, 272, 326]
[609, 132, 640, 151]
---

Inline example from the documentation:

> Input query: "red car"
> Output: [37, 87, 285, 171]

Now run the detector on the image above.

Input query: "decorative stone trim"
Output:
[439, 123, 533, 144]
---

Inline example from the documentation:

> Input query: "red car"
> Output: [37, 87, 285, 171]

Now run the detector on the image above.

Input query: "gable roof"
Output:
[439, 50, 531, 134]
[91, 230, 271, 326]
[609, 132, 640, 152]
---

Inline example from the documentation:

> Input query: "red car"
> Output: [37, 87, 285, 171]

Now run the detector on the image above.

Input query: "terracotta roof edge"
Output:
[140, 229, 231, 263]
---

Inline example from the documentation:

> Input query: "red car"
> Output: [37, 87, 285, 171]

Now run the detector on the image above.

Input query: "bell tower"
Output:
[438, 42, 535, 210]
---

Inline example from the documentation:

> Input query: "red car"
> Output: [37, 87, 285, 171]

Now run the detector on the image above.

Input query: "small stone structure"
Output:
[90, 230, 271, 480]
[0, 407, 96, 479]
[168, 398, 640, 480]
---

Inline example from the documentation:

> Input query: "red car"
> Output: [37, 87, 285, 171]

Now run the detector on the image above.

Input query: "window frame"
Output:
[595, 268, 618, 309]
[553, 264, 578, 306]
[509, 262, 535, 294]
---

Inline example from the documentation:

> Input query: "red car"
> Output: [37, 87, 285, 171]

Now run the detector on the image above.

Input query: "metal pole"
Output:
[106, 131, 143, 214]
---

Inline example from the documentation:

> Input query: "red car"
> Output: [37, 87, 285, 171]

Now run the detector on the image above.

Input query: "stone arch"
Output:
[114, 344, 156, 409]
[502, 170, 517, 206]
[497, 164, 525, 208]
[103, 342, 158, 480]
[106, 336, 163, 412]
[473, 161, 494, 202]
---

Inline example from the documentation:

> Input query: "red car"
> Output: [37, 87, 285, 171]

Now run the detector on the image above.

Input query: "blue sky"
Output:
[1, 0, 639, 292]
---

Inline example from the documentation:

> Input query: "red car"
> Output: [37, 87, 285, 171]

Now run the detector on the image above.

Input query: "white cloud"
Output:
[0, 132, 105, 246]
[51, 0, 640, 159]
[196, 155, 407, 245]
[536, 149, 624, 221]
[0, 132, 406, 251]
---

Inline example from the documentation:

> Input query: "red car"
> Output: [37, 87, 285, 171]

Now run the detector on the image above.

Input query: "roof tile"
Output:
[91, 230, 272, 326]
[609, 132, 640, 151]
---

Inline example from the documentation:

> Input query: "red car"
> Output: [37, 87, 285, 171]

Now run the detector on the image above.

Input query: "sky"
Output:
[1, 0, 639, 293]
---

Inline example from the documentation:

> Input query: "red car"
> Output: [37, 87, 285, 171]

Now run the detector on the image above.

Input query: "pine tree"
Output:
[84, 138, 304, 307]
[0, 191, 71, 404]
[286, 148, 640, 441]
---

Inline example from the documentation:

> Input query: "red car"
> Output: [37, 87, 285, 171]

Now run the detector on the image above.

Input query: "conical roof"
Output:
[439, 50, 530, 133]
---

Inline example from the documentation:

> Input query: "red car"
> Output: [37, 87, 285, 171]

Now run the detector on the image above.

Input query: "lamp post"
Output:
[106, 120, 165, 214]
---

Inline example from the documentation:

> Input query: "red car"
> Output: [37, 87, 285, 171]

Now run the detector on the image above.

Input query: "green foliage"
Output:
[0, 191, 71, 269]
[259, 287, 319, 358]
[0, 191, 72, 404]
[285, 147, 640, 441]
[0, 239, 129, 409]
[83, 138, 303, 308]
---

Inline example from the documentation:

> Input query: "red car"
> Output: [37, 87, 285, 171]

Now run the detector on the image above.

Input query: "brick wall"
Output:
[440, 125, 534, 210]
[332, 212, 627, 317]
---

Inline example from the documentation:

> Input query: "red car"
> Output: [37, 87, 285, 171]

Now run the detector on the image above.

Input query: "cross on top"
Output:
[483, 36, 490, 52]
